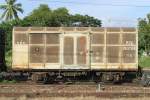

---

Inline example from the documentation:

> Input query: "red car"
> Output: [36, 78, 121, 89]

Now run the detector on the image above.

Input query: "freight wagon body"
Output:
[12, 27, 138, 82]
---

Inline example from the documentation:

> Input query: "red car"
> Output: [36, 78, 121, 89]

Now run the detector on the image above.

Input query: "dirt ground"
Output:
[0, 83, 150, 100]
[0, 96, 150, 100]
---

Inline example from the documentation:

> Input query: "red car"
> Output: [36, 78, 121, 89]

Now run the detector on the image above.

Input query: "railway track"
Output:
[0, 82, 149, 98]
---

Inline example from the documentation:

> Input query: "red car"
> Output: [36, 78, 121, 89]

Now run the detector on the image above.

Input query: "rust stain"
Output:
[13, 65, 28, 67]
[29, 63, 44, 68]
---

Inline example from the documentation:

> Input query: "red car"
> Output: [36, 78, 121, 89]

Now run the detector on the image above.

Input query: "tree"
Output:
[71, 14, 101, 27]
[25, 4, 101, 27]
[24, 4, 52, 26]
[0, 4, 102, 53]
[52, 7, 70, 26]
[0, 20, 20, 51]
[138, 14, 150, 56]
[0, 0, 23, 21]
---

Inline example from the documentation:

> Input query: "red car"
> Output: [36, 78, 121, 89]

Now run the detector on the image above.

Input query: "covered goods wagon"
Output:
[12, 27, 138, 82]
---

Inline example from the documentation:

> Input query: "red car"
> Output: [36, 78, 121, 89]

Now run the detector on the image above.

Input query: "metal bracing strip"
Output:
[60, 32, 64, 69]
[136, 28, 138, 67]
[27, 29, 30, 69]
[14, 27, 137, 34]
[12, 28, 15, 68]
[74, 36, 77, 65]
[122, 32, 137, 34]
[88, 32, 91, 69]
[107, 32, 121, 34]
[46, 44, 60, 46]
[104, 28, 107, 68]
[85, 34, 89, 67]
[105, 45, 136, 46]
[120, 28, 123, 69]
[29, 44, 46, 46]
[60, 27, 63, 69]
[28, 33, 32, 69]
[44, 33, 46, 68]
[89, 32, 92, 69]
[91, 44, 105, 46]
[90, 32, 105, 34]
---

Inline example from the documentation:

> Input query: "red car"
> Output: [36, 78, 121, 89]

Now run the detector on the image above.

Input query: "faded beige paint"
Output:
[45, 63, 60, 69]
[12, 45, 28, 69]
[29, 63, 44, 69]
[12, 27, 138, 71]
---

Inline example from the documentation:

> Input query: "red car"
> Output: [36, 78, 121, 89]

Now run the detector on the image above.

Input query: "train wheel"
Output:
[113, 74, 122, 84]
[42, 73, 54, 84]
[31, 73, 41, 82]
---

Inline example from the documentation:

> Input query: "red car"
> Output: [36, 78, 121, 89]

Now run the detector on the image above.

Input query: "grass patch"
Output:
[5, 50, 12, 68]
[139, 56, 150, 68]
[8, 80, 17, 83]
[0, 79, 17, 83]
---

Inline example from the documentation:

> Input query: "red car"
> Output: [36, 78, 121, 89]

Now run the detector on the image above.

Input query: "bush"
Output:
[139, 56, 150, 68]
[5, 50, 12, 68]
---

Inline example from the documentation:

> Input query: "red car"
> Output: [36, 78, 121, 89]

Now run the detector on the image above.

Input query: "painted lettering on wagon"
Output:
[123, 46, 136, 58]
[125, 41, 134, 45]
[123, 46, 136, 50]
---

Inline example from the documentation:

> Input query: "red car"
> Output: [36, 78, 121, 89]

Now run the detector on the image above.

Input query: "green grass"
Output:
[0, 79, 17, 83]
[139, 56, 150, 68]
[5, 50, 12, 68]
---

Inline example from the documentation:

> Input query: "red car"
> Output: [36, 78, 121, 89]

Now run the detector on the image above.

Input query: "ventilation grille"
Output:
[76, 27, 89, 31]
[30, 34, 44, 44]
[91, 33, 104, 44]
[46, 46, 59, 63]
[15, 34, 28, 44]
[30, 46, 44, 63]
[30, 27, 44, 31]
[107, 27, 120, 32]
[77, 36, 87, 65]
[122, 34, 136, 45]
[122, 27, 136, 32]
[107, 46, 119, 63]
[46, 34, 59, 44]
[91, 27, 104, 32]
[91, 46, 104, 63]
[63, 37, 74, 65]
[107, 34, 120, 45]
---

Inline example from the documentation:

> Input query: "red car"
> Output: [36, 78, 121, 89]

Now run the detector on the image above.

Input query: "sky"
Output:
[1, 0, 150, 27]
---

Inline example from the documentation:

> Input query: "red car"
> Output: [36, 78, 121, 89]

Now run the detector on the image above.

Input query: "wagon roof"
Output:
[13, 27, 137, 33]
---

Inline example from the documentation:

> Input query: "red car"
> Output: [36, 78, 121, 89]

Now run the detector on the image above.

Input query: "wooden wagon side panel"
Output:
[12, 27, 138, 71]
[90, 28, 105, 69]
[91, 27, 138, 71]
[12, 29, 29, 69]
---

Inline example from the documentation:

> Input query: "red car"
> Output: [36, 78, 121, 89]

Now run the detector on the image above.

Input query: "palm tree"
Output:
[0, 0, 23, 21]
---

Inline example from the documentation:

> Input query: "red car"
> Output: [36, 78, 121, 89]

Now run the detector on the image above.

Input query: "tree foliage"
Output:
[0, 20, 21, 51]
[138, 14, 150, 56]
[0, 4, 102, 52]
[0, 0, 23, 21]
[24, 4, 101, 27]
